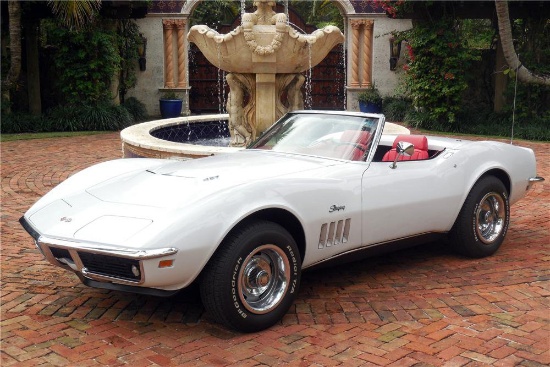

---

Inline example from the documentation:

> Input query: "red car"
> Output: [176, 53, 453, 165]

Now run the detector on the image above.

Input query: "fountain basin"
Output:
[121, 114, 410, 160]
[121, 114, 240, 159]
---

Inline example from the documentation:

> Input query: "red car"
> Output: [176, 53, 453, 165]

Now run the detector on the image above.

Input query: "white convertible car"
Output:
[20, 111, 543, 332]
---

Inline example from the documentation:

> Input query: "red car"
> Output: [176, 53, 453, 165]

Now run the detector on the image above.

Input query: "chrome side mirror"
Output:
[390, 141, 414, 169]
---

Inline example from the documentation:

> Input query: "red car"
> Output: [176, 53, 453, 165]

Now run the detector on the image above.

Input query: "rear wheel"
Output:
[200, 220, 301, 332]
[449, 176, 510, 258]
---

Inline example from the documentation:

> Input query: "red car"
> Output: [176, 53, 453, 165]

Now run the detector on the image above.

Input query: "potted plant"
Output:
[358, 85, 382, 113]
[159, 91, 183, 118]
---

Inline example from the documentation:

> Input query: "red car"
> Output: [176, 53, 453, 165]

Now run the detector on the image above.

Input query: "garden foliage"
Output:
[44, 20, 122, 106]
[2, 10, 147, 133]
[376, 0, 549, 141]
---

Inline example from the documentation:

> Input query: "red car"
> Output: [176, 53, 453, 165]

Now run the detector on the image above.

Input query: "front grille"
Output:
[50, 247, 71, 260]
[78, 252, 141, 282]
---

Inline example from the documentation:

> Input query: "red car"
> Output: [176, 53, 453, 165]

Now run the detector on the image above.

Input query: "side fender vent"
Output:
[318, 218, 351, 249]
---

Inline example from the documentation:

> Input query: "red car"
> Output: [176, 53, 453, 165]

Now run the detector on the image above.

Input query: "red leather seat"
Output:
[382, 135, 429, 162]
[338, 130, 372, 160]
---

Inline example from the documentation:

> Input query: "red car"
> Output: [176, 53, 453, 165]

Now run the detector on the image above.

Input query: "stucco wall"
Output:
[128, 16, 170, 117]
[346, 15, 412, 112]
[371, 16, 412, 97]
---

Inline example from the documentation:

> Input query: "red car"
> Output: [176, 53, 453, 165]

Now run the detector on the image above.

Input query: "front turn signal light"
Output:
[158, 259, 174, 268]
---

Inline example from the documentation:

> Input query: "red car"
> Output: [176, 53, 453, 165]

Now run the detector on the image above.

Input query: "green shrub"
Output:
[110, 105, 134, 129]
[382, 96, 412, 122]
[405, 105, 550, 141]
[46, 105, 85, 131]
[3, 102, 140, 134]
[358, 86, 382, 106]
[46, 103, 134, 132]
[123, 97, 148, 122]
[80, 104, 133, 130]
[2, 113, 50, 134]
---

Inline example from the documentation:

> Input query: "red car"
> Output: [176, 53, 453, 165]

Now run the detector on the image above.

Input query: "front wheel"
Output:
[200, 220, 301, 332]
[449, 176, 510, 258]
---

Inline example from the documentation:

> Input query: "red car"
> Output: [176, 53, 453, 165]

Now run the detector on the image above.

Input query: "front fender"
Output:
[143, 169, 364, 290]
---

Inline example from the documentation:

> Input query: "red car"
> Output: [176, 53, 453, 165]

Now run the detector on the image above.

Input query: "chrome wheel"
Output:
[238, 244, 290, 314]
[200, 220, 301, 332]
[449, 176, 509, 258]
[475, 192, 506, 244]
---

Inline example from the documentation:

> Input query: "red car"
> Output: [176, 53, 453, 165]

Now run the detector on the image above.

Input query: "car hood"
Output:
[86, 151, 340, 208]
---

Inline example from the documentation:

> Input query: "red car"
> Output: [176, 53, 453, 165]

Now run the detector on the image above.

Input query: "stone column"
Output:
[176, 20, 187, 88]
[163, 20, 175, 88]
[349, 20, 362, 88]
[362, 20, 374, 88]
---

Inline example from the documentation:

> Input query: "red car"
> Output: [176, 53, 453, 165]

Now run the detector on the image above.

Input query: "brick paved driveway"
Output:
[1, 133, 548, 366]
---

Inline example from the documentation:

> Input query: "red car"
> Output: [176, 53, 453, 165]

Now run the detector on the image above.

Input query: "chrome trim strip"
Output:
[81, 268, 143, 285]
[529, 176, 545, 183]
[77, 274, 179, 297]
[305, 232, 445, 269]
[37, 236, 178, 260]
[20, 216, 178, 260]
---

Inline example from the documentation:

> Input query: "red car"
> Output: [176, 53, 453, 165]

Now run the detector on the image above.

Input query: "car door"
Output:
[361, 159, 462, 246]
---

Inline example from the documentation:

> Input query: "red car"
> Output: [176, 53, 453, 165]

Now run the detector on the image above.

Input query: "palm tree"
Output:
[495, 0, 550, 85]
[2, 1, 22, 113]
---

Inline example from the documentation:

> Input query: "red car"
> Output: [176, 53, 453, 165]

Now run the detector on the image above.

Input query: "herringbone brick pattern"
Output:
[1, 133, 548, 366]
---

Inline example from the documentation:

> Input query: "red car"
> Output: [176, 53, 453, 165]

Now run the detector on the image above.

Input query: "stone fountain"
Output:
[187, 0, 345, 146]
[121, 1, 410, 159]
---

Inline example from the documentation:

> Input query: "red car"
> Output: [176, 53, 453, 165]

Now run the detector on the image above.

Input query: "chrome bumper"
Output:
[529, 176, 545, 183]
[19, 216, 177, 286]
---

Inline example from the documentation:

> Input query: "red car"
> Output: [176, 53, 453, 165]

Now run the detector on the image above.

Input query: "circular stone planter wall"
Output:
[120, 114, 410, 160]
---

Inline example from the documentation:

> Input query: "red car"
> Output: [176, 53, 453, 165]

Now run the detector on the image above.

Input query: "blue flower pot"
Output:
[159, 99, 183, 119]
[359, 101, 382, 114]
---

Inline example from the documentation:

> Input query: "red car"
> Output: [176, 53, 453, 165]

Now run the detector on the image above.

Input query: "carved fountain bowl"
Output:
[188, 24, 345, 74]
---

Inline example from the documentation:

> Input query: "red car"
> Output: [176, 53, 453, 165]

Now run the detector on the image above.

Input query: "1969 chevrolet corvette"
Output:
[20, 111, 543, 332]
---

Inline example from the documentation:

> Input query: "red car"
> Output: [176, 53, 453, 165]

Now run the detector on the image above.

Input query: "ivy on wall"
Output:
[44, 19, 122, 105]
[397, 18, 480, 126]
[42, 17, 142, 106]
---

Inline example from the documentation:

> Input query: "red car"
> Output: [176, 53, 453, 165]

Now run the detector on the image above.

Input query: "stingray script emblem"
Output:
[329, 205, 345, 213]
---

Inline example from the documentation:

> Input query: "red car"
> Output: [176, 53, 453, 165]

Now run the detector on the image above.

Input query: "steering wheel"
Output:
[334, 141, 366, 151]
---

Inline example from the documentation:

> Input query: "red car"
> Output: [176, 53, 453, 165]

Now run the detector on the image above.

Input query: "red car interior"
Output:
[382, 135, 430, 162]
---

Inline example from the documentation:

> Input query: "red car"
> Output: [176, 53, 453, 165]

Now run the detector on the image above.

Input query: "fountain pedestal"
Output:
[188, 0, 344, 147]
[256, 73, 277, 134]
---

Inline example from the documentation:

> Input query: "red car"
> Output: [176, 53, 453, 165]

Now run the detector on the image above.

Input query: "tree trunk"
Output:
[3, 1, 22, 112]
[495, 0, 550, 86]
[26, 19, 42, 115]
[493, 38, 507, 112]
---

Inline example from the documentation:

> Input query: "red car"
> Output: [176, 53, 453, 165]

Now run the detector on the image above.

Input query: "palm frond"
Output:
[48, 0, 102, 30]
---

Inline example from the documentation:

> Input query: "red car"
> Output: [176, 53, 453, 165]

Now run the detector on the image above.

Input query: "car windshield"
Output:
[248, 111, 384, 161]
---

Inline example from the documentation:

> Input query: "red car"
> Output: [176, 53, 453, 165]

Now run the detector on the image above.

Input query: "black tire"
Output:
[200, 220, 301, 332]
[449, 176, 510, 258]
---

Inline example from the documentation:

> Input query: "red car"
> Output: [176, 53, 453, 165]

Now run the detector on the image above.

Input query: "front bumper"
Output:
[527, 176, 545, 191]
[20, 216, 178, 293]
[529, 176, 545, 183]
